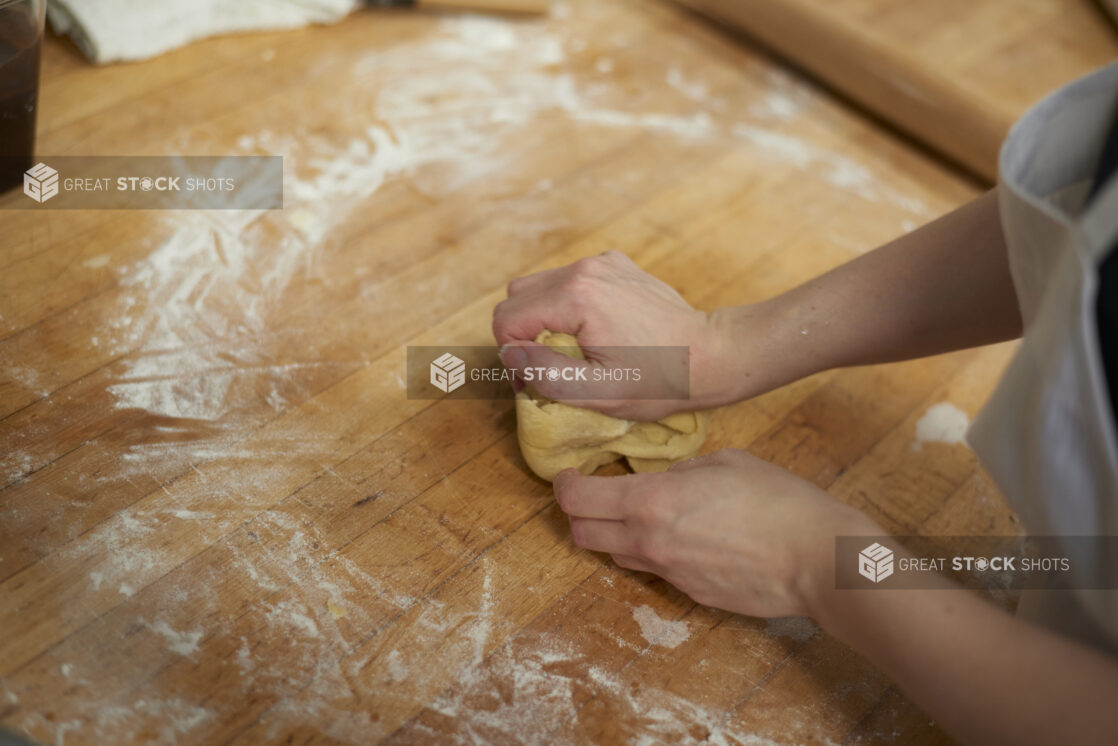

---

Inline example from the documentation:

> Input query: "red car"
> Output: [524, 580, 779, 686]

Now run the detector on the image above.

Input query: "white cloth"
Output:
[47, 0, 361, 64]
[969, 62, 1118, 654]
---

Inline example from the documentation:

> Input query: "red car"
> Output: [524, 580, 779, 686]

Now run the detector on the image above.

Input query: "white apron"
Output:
[969, 61, 1118, 654]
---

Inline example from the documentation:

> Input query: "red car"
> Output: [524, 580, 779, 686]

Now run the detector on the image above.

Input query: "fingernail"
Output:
[500, 343, 527, 371]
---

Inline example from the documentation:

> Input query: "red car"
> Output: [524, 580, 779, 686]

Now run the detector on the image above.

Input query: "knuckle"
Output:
[566, 268, 597, 292]
[571, 255, 598, 274]
[564, 278, 599, 314]
[568, 257, 608, 285]
[629, 498, 657, 525]
[631, 492, 670, 526]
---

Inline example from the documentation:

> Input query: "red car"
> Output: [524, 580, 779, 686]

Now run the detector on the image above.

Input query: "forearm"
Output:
[706, 189, 1021, 403]
[809, 562, 1118, 745]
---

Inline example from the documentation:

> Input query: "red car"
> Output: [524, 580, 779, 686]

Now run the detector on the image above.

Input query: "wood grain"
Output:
[0, 0, 1030, 743]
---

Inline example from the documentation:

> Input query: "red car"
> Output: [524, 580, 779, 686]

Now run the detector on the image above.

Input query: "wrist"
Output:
[796, 507, 882, 629]
[690, 306, 748, 407]
[696, 302, 788, 406]
[702, 291, 847, 408]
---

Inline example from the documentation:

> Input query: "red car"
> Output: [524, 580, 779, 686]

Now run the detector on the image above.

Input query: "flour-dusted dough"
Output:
[516, 331, 710, 481]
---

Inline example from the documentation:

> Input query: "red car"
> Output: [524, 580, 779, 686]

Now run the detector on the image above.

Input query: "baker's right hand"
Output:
[492, 251, 739, 420]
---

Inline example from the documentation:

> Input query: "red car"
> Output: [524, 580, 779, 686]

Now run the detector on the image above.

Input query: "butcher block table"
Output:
[0, 0, 1096, 743]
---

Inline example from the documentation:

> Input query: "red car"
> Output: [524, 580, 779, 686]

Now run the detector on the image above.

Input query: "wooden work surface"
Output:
[1, 0, 1021, 743]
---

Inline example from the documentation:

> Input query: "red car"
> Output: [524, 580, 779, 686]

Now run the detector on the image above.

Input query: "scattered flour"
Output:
[266, 599, 322, 639]
[6, 367, 49, 399]
[666, 65, 710, 102]
[167, 509, 215, 521]
[75, 511, 160, 598]
[3, 451, 33, 485]
[82, 254, 111, 269]
[20, 697, 214, 746]
[407, 631, 796, 746]
[385, 650, 409, 682]
[730, 123, 931, 215]
[631, 604, 691, 649]
[146, 619, 204, 656]
[914, 402, 970, 448]
[236, 639, 254, 672]
[751, 90, 801, 120]
[469, 567, 495, 665]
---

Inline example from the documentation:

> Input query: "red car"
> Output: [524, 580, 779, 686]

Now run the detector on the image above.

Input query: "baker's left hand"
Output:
[554, 448, 876, 619]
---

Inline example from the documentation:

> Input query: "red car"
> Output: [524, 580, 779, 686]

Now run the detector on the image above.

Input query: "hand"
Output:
[554, 448, 876, 619]
[492, 251, 733, 420]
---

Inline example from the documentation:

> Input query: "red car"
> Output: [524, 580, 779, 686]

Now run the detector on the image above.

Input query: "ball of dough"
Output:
[515, 331, 711, 481]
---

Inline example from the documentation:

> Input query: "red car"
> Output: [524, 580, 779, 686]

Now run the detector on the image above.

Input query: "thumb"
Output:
[500, 341, 615, 403]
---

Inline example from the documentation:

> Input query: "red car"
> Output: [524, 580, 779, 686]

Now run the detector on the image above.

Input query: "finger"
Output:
[568, 516, 636, 555]
[500, 341, 619, 402]
[501, 339, 658, 410]
[492, 297, 542, 348]
[506, 266, 563, 297]
[553, 469, 627, 519]
[611, 553, 657, 573]
[492, 292, 578, 347]
[528, 344, 692, 412]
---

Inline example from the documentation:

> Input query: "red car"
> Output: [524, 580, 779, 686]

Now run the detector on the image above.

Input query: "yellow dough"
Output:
[515, 331, 711, 481]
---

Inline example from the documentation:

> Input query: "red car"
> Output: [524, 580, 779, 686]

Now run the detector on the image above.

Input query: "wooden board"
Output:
[673, 0, 1118, 181]
[1, 0, 1017, 743]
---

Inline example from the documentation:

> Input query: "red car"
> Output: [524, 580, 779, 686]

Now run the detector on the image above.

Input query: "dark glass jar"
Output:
[0, 0, 46, 193]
